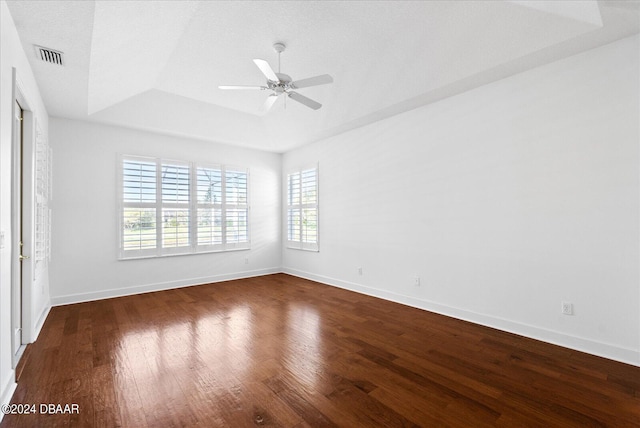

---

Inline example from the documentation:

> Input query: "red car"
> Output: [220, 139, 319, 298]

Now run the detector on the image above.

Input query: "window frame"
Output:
[286, 164, 319, 252]
[118, 155, 250, 260]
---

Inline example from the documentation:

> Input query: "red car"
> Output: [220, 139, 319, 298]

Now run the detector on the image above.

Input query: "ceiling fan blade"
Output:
[291, 74, 333, 89]
[261, 94, 278, 113]
[288, 91, 322, 110]
[218, 85, 267, 90]
[253, 59, 279, 82]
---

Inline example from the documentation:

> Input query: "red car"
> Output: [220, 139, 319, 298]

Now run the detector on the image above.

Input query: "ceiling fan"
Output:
[219, 43, 333, 112]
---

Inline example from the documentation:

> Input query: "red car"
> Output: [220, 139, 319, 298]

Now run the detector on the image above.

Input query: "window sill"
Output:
[286, 246, 319, 252]
[118, 246, 250, 261]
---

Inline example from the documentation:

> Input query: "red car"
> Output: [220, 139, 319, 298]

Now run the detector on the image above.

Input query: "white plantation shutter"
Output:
[196, 166, 223, 247]
[195, 165, 249, 251]
[119, 156, 250, 259]
[287, 166, 318, 251]
[161, 162, 190, 253]
[287, 172, 301, 243]
[121, 158, 158, 258]
[225, 168, 249, 247]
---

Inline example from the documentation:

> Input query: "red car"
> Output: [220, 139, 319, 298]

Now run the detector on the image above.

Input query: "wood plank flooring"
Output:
[2, 273, 639, 427]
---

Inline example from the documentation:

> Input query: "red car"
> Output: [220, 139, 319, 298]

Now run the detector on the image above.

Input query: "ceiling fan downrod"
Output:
[273, 42, 285, 74]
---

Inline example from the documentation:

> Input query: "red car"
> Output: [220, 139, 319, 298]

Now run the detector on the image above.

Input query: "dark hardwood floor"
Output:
[2, 273, 639, 427]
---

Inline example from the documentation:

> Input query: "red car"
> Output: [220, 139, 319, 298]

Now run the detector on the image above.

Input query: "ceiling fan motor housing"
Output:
[269, 73, 292, 93]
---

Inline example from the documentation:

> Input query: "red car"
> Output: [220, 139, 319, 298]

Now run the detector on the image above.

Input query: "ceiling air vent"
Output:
[34, 45, 64, 66]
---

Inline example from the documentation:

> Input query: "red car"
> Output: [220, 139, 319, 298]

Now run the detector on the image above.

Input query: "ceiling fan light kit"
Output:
[219, 42, 333, 112]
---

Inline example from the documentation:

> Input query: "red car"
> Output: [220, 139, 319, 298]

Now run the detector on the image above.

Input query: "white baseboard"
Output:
[282, 267, 640, 367]
[44, 266, 640, 366]
[32, 304, 51, 342]
[0, 375, 17, 422]
[50, 267, 281, 306]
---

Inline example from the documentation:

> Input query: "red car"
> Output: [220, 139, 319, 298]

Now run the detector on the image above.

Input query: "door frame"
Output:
[10, 69, 34, 369]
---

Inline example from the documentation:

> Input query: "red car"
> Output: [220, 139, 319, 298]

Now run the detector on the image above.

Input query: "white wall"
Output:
[49, 119, 282, 304]
[283, 35, 640, 366]
[0, 0, 50, 415]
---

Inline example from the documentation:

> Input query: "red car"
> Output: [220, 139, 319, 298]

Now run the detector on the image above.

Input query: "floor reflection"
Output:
[119, 320, 197, 380]
[284, 303, 322, 389]
[113, 296, 325, 405]
[222, 305, 253, 376]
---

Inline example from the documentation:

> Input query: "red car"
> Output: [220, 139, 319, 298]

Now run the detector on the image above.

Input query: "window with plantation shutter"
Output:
[161, 162, 190, 252]
[122, 158, 157, 257]
[195, 165, 249, 251]
[196, 166, 223, 247]
[224, 168, 249, 247]
[119, 155, 249, 259]
[287, 166, 318, 251]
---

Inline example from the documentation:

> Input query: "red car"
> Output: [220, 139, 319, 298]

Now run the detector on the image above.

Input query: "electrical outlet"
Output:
[0, 231, 4, 249]
[358, 267, 363, 275]
[414, 277, 420, 287]
[561, 302, 573, 315]
[244, 258, 249, 264]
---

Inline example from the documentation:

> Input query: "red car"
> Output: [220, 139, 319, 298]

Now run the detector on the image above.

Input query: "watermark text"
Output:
[1, 403, 79, 415]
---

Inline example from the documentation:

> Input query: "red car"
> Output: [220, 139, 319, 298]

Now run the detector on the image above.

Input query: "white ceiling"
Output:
[6, 1, 640, 152]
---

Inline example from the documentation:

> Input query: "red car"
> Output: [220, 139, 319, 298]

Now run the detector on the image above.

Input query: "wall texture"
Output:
[283, 35, 640, 365]
[49, 119, 282, 304]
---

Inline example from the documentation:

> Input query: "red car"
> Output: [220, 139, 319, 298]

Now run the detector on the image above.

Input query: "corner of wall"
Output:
[1, 0, 51, 408]
[0, 376, 17, 420]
